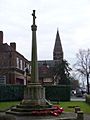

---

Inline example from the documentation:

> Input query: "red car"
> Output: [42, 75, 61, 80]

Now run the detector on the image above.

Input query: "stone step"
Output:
[16, 104, 52, 109]
[6, 110, 32, 116]
[11, 107, 34, 112]
[11, 106, 57, 112]
[6, 109, 53, 116]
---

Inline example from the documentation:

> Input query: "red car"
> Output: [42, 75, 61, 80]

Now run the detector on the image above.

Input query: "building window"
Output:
[30, 65, 31, 74]
[26, 63, 30, 73]
[20, 59, 23, 70]
[43, 78, 52, 83]
[0, 75, 6, 84]
[27, 64, 30, 70]
[16, 57, 19, 68]
[23, 62, 25, 70]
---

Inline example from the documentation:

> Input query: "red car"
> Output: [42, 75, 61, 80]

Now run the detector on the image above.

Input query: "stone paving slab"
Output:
[14, 112, 76, 120]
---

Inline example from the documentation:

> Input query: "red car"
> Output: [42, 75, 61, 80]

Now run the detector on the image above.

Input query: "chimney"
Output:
[0, 31, 3, 44]
[10, 42, 16, 51]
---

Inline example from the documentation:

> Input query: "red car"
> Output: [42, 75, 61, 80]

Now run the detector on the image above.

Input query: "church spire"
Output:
[53, 29, 63, 60]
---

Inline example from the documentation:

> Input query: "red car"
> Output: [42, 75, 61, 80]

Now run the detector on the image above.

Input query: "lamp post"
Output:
[87, 65, 90, 94]
[86, 59, 90, 94]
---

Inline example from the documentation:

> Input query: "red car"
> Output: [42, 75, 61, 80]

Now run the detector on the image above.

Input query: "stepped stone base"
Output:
[6, 103, 56, 116]
[6, 83, 54, 116]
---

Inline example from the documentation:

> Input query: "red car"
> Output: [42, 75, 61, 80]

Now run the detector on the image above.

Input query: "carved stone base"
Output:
[23, 83, 46, 105]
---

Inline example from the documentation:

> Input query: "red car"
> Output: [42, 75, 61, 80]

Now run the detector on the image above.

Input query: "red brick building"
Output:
[0, 31, 31, 85]
[0, 29, 63, 85]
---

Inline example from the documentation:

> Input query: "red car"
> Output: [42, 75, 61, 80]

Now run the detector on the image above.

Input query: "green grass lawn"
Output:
[53, 101, 90, 114]
[0, 101, 19, 111]
[0, 101, 90, 114]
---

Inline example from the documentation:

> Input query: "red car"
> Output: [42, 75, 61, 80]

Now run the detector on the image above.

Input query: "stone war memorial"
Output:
[5, 10, 84, 120]
[6, 10, 63, 116]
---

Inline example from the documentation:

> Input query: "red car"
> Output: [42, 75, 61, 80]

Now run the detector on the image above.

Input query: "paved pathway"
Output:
[14, 112, 76, 120]
[84, 114, 90, 120]
[0, 112, 90, 120]
[71, 96, 85, 101]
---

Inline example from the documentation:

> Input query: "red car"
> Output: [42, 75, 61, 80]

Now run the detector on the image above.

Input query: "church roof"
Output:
[38, 60, 54, 78]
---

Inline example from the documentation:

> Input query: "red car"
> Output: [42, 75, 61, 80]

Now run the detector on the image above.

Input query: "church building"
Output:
[38, 29, 63, 85]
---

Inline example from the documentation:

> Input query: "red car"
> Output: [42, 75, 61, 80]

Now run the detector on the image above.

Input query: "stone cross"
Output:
[32, 10, 36, 25]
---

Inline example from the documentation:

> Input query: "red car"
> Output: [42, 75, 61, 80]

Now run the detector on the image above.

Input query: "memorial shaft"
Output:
[31, 10, 39, 83]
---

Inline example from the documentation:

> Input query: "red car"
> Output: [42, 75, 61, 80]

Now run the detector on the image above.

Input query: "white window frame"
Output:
[16, 57, 19, 68]
[20, 59, 23, 70]
[0, 75, 6, 84]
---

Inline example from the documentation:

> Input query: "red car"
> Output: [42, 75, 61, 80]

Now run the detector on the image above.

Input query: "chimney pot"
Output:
[0, 31, 3, 44]
[10, 42, 16, 51]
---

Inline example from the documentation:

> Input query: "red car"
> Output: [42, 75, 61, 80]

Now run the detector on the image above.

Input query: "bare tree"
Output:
[74, 49, 90, 94]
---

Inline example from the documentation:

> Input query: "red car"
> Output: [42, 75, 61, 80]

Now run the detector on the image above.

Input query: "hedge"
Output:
[0, 85, 24, 101]
[45, 85, 71, 101]
[0, 85, 71, 101]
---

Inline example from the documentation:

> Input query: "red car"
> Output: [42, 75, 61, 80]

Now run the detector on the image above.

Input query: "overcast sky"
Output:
[0, 0, 90, 66]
